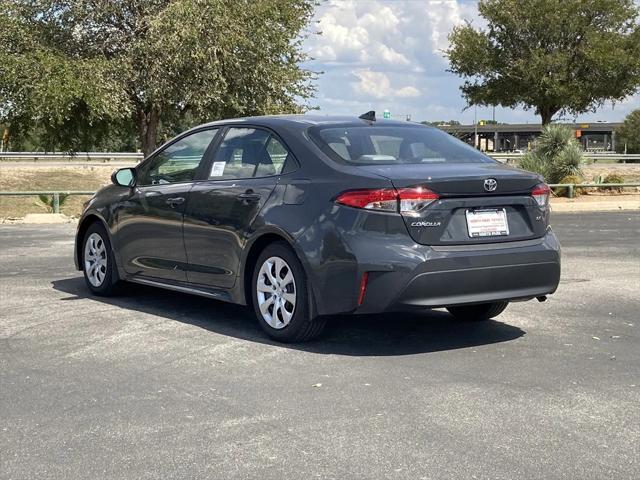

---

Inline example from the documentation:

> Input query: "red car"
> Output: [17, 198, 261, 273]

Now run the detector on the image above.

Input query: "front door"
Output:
[115, 128, 219, 282]
[183, 127, 291, 287]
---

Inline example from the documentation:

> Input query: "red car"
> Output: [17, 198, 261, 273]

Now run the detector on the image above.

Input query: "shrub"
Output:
[519, 152, 550, 180]
[601, 173, 625, 192]
[34, 193, 70, 213]
[517, 124, 583, 184]
[554, 175, 585, 197]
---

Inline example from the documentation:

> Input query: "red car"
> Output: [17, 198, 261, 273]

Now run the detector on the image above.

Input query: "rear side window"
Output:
[310, 125, 494, 165]
[209, 127, 291, 180]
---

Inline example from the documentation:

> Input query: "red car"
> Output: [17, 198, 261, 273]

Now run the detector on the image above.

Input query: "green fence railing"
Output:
[547, 183, 640, 198]
[1, 184, 639, 212]
[0, 191, 96, 213]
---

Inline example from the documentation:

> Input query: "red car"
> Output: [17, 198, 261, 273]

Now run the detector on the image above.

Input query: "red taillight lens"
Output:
[335, 187, 439, 213]
[397, 187, 439, 215]
[531, 183, 551, 207]
[335, 188, 398, 212]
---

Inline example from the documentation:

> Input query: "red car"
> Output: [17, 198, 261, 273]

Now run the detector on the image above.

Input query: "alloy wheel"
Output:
[84, 232, 108, 287]
[256, 256, 297, 329]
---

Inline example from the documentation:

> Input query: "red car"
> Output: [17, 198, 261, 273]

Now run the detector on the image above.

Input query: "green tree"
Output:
[0, 1, 130, 151]
[615, 109, 640, 153]
[421, 120, 461, 126]
[446, 0, 640, 125]
[0, 0, 317, 155]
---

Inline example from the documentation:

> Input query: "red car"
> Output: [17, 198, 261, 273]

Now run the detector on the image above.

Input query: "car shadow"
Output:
[52, 277, 525, 357]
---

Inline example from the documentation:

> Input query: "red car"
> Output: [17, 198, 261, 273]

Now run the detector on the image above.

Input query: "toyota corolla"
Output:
[75, 113, 561, 342]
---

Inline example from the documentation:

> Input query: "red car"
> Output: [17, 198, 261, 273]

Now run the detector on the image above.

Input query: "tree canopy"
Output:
[0, 0, 317, 154]
[615, 109, 640, 153]
[421, 120, 461, 126]
[446, 0, 640, 124]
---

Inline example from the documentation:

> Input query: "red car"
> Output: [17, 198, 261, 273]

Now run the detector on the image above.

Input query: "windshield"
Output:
[309, 125, 494, 166]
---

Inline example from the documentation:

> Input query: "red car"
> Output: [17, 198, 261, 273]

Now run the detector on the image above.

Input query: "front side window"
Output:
[209, 127, 290, 180]
[138, 129, 218, 185]
[310, 125, 494, 166]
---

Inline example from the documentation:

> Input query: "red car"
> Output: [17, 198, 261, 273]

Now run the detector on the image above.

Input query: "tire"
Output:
[446, 301, 509, 321]
[251, 242, 325, 342]
[82, 222, 121, 296]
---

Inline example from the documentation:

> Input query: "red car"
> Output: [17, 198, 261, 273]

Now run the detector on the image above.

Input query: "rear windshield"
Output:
[309, 125, 494, 165]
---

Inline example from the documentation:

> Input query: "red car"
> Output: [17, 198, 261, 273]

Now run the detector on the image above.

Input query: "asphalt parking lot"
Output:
[1, 212, 639, 480]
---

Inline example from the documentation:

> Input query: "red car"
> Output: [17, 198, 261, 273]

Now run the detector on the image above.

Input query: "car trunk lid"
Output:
[359, 163, 549, 246]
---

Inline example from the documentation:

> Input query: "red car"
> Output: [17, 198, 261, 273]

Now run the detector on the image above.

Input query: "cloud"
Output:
[308, 0, 419, 67]
[304, 1, 638, 123]
[312, 10, 369, 63]
[352, 69, 420, 99]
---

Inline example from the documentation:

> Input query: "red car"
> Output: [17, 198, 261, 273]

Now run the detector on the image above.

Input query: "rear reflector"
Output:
[336, 187, 439, 213]
[358, 272, 369, 305]
[531, 183, 551, 207]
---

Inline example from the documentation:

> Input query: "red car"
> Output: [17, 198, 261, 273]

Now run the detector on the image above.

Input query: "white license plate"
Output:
[465, 208, 509, 238]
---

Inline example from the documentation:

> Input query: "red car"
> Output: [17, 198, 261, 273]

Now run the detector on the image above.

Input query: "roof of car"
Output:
[199, 114, 428, 129]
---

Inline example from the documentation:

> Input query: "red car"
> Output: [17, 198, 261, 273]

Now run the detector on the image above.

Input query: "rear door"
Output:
[115, 128, 219, 281]
[182, 126, 292, 287]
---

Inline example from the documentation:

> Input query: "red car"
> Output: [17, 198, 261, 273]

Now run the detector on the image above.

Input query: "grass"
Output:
[0, 167, 112, 218]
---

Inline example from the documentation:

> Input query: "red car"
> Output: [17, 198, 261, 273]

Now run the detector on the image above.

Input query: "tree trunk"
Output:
[539, 107, 557, 125]
[137, 106, 160, 158]
[1, 128, 9, 152]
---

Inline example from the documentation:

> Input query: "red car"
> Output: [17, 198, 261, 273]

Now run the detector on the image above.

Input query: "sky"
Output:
[302, 0, 640, 124]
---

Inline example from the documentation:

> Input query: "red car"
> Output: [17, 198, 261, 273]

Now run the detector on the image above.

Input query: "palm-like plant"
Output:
[35, 194, 70, 213]
[518, 124, 583, 184]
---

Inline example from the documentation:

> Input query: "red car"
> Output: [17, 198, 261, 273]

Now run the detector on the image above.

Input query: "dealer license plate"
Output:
[465, 208, 509, 238]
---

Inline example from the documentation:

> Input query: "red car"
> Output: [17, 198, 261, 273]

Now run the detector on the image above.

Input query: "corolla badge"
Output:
[484, 178, 498, 192]
[411, 221, 441, 227]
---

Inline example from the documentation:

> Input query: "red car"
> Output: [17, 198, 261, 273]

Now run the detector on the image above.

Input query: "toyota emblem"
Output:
[484, 178, 498, 192]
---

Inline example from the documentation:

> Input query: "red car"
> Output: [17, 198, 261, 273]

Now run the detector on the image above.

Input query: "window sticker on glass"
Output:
[211, 161, 226, 177]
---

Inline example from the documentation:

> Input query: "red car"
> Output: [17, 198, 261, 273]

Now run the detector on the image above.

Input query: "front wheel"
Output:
[82, 222, 120, 296]
[446, 302, 509, 321]
[251, 242, 325, 342]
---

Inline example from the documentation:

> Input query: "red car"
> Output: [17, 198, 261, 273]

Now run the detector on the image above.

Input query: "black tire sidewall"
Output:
[251, 242, 314, 342]
[82, 222, 117, 296]
[447, 301, 508, 321]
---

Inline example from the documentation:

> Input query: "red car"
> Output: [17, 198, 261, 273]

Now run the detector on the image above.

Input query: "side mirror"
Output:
[112, 167, 136, 187]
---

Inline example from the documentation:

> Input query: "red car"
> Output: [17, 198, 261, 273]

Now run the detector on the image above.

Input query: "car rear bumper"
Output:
[351, 231, 561, 314]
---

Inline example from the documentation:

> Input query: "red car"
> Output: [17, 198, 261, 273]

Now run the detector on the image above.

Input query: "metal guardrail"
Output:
[0, 152, 143, 163]
[547, 183, 640, 198]
[2, 184, 639, 212]
[1, 151, 640, 164]
[491, 152, 640, 163]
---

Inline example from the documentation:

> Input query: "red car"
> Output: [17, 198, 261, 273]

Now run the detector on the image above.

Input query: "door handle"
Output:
[166, 197, 185, 208]
[237, 191, 262, 203]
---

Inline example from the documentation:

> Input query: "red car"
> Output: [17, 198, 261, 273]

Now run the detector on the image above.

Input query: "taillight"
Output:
[335, 188, 398, 212]
[531, 183, 551, 207]
[335, 187, 439, 214]
[397, 187, 439, 215]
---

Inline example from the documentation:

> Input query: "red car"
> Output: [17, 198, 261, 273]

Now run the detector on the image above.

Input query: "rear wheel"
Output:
[82, 222, 120, 296]
[446, 302, 509, 321]
[251, 242, 325, 342]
